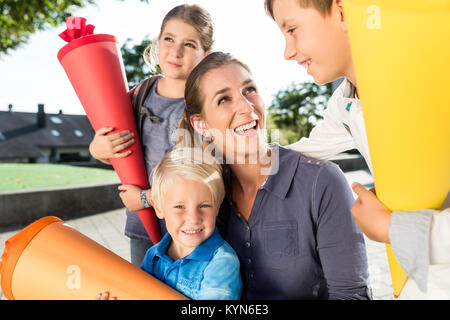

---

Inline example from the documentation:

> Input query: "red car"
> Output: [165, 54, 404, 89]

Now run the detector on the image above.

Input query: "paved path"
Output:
[0, 169, 394, 300]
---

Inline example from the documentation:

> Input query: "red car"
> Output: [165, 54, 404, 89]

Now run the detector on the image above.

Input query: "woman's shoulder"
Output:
[277, 144, 342, 178]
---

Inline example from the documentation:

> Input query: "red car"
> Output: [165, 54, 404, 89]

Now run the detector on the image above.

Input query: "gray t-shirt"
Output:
[125, 78, 185, 240]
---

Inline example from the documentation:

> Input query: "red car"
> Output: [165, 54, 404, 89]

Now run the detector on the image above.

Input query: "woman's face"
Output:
[158, 18, 207, 81]
[192, 63, 266, 163]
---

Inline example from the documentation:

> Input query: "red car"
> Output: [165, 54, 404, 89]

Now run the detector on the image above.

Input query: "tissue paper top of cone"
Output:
[0, 216, 62, 300]
[57, 17, 117, 62]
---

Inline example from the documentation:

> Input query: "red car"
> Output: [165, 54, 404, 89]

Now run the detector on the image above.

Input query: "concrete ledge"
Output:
[0, 181, 124, 232]
[329, 153, 369, 172]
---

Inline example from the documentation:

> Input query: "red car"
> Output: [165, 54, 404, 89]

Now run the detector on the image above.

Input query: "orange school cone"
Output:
[57, 17, 160, 244]
[343, 0, 450, 297]
[0, 216, 187, 300]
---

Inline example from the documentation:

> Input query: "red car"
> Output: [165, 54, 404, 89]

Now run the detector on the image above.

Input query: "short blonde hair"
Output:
[150, 148, 225, 209]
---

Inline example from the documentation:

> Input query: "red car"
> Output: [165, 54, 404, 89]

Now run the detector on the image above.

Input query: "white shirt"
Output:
[288, 78, 450, 299]
[288, 78, 373, 173]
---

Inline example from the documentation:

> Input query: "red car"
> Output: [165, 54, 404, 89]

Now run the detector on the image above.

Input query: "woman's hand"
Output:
[89, 127, 135, 164]
[351, 182, 392, 243]
[118, 184, 148, 212]
[95, 291, 117, 300]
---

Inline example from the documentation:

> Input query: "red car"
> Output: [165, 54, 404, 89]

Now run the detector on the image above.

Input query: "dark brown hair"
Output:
[264, 0, 333, 19]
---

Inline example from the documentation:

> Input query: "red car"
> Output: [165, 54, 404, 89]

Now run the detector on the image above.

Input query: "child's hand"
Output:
[118, 184, 149, 212]
[95, 291, 117, 300]
[89, 127, 135, 164]
[351, 182, 392, 243]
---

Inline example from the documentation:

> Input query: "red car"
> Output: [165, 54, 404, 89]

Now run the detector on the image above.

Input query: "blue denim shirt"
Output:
[218, 144, 371, 300]
[141, 227, 242, 300]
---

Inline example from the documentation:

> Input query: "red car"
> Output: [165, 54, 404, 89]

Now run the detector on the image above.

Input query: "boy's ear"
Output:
[335, 0, 348, 31]
[190, 114, 207, 136]
[150, 198, 164, 219]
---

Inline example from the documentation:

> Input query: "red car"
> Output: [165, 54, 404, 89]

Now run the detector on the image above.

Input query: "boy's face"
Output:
[152, 175, 219, 259]
[272, 0, 353, 84]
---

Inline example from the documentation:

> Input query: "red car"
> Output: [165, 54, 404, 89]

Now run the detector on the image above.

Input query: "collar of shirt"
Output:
[259, 144, 301, 200]
[153, 227, 224, 263]
[334, 78, 362, 114]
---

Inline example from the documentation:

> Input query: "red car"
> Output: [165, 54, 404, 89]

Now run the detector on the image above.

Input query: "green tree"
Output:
[0, 0, 149, 55]
[267, 81, 332, 145]
[120, 36, 161, 89]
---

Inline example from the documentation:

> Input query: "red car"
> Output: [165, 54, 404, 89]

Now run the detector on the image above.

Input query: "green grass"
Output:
[0, 163, 120, 191]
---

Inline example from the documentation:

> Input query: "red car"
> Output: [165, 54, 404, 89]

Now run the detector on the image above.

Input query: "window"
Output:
[50, 116, 63, 124]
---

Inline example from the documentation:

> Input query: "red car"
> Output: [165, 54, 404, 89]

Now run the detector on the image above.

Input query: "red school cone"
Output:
[57, 17, 160, 244]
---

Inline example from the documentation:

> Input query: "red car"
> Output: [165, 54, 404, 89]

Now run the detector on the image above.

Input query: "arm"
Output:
[196, 246, 242, 300]
[89, 127, 135, 164]
[351, 183, 450, 292]
[288, 96, 356, 160]
[314, 164, 371, 300]
[118, 185, 151, 212]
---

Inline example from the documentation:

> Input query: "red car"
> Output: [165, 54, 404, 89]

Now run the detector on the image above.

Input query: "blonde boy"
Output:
[145, 148, 242, 300]
[98, 148, 242, 300]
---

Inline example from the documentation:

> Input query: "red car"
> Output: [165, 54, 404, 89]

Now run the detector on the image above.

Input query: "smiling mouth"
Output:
[300, 59, 312, 69]
[182, 228, 204, 235]
[234, 120, 258, 135]
[168, 61, 182, 67]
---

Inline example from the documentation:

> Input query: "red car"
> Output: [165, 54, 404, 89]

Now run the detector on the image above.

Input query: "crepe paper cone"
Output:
[343, 0, 450, 297]
[0, 217, 187, 300]
[57, 17, 161, 244]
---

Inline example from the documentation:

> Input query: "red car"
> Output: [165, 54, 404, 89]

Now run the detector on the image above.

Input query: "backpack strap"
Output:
[129, 76, 162, 133]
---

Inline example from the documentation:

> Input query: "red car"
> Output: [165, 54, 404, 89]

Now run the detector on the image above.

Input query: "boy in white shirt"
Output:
[265, 0, 450, 299]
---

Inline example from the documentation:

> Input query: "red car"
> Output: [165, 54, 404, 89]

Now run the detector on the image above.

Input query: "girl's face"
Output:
[153, 175, 219, 260]
[158, 18, 208, 81]
[192, 63, 266, 162]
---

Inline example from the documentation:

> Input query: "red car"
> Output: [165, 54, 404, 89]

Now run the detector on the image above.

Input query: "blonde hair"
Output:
[264, 0, 333, 18]
[150, 148, 225, 209]
[143, 4, 215, 72]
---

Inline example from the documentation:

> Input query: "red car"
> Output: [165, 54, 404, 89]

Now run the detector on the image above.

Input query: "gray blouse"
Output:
[218, 145, 371, 300]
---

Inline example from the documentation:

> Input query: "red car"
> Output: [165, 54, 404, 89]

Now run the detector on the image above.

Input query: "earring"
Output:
[203, 130, 212, 141]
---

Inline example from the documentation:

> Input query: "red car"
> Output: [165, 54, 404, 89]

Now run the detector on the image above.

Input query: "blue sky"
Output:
[0, 0, 312, 115]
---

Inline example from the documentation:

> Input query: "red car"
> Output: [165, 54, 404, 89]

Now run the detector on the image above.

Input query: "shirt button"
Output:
[247, 258, 252, 264]
[245, 225, 250, 231]
[249, 273, 254, 279]
[245, 242, 251, 248]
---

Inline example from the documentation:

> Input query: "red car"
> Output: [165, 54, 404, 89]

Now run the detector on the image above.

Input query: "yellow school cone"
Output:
[343, 0, 450, 297]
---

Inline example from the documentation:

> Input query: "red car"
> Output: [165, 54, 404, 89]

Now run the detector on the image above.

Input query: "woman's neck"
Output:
[157, 77, 186, 99]
[229, 146, 273, 194]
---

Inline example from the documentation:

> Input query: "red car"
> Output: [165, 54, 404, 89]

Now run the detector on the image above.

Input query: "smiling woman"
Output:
[0, 163, 118, 191]
[177, 52, 371, 300]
